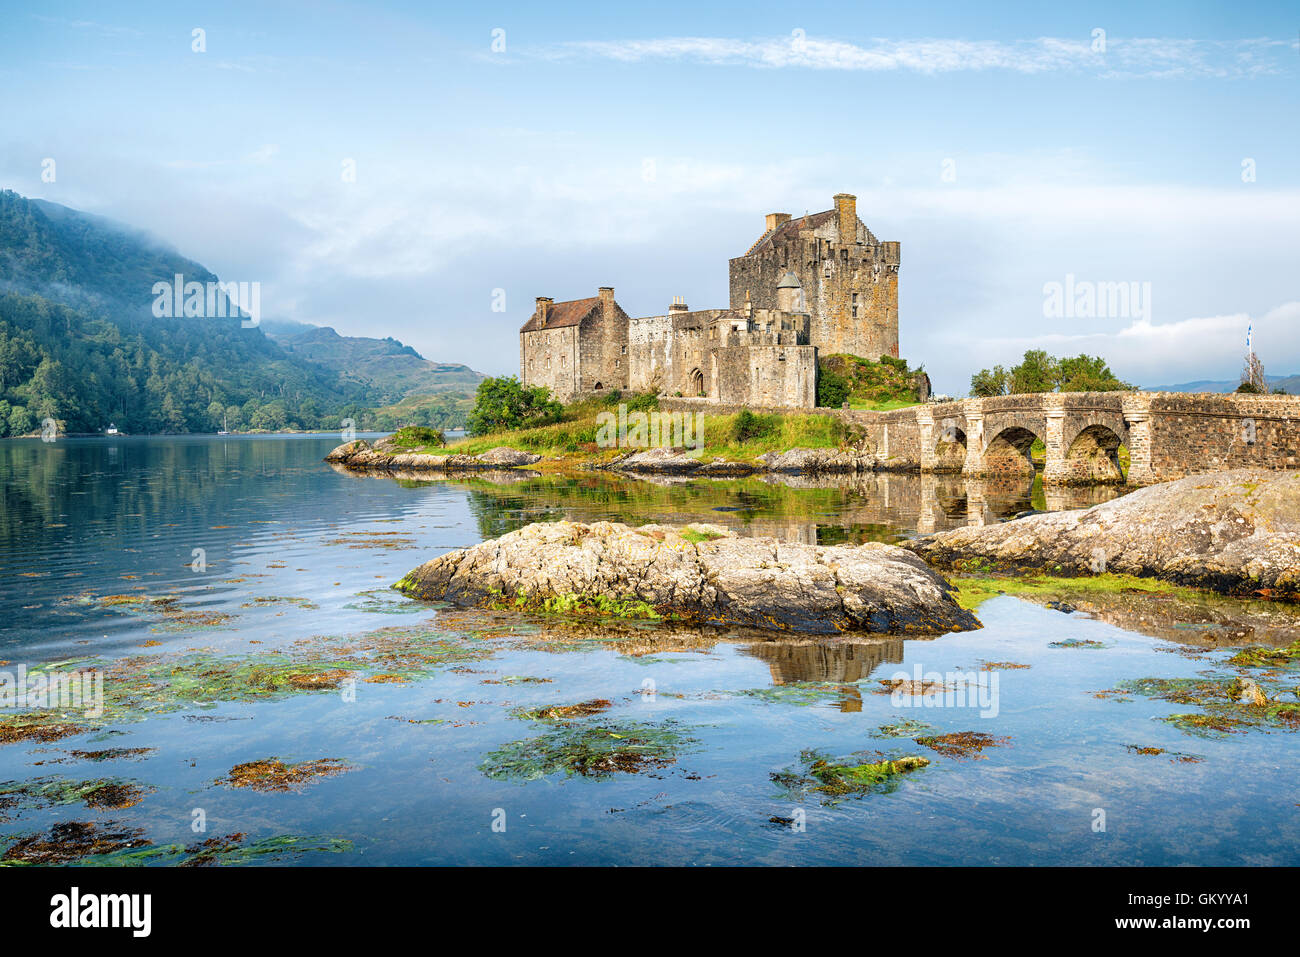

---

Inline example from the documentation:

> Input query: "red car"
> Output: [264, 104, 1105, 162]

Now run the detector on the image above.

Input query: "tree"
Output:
[1056, 354, 1133, 392]
[8, 405, 34, 436]
[1010, 350, 1058, 394]
[970, 365, 1011, 397]
[970, 351, 1130, 397]
[467, 376, 562, 435]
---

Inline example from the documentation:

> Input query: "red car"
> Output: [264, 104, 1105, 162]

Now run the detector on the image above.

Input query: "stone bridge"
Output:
[909, 391, 1300, 485]
[661, 391, 1300, 486]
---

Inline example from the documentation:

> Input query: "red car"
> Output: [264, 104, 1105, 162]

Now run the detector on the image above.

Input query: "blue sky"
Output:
[2, 0, 1297, 392]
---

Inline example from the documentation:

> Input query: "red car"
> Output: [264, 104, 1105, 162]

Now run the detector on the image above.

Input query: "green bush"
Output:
[731, 408, 779, 444]
[467, 376, 563, 435]
[816, 367, 851, 408]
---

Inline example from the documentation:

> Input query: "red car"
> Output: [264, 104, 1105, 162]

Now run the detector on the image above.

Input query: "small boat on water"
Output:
[217, 414, 230, 435]
[105, 423, 120, 436]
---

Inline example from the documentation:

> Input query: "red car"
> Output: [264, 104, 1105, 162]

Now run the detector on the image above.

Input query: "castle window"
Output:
[840, 248, 847, 263]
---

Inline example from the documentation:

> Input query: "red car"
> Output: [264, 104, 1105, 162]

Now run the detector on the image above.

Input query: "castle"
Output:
[519, 193, 900, 409]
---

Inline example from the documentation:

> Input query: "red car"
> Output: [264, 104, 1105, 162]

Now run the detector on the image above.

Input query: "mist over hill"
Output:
[0, 190, 480, 434]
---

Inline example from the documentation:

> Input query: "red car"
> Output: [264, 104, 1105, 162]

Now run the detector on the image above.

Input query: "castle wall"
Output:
[728, 206, 899, 361]
[520, 325, 579, 401]
[576, 296, 630, 394]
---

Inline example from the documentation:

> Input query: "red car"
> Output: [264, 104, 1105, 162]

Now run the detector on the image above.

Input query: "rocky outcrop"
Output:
[758, 448, 881, 473]
[905, 469, 1300, 597]
[324, 438, 541, 471]
[395, 520, 981, 636]
[606, 446, 876, 476]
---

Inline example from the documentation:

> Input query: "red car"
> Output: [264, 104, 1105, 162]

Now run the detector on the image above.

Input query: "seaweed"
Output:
[771, 749, 930, 805]
[479, 721, 695, 781]
[221, 757, 354, 793]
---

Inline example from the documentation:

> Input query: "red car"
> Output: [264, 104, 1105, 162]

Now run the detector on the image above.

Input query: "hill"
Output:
[0, 190, 479, 434]
[264, 323, 483, 404]
[1144, 374, 1297, 394]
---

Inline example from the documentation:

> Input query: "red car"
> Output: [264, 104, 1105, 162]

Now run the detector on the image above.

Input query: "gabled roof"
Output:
[743, 209, 836, 256]
[519, 296, 600, 333]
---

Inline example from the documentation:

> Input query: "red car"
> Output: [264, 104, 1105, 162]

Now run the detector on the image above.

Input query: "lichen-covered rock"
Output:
[905, 469, 1300, 597]
[475, 446, 543, 467]
[610, 448, 704, 473]
[324, 439, 371, 462]
[758, 448, 879, 473]
[323, 439, 540, 471]
[395, 520, 981, 636]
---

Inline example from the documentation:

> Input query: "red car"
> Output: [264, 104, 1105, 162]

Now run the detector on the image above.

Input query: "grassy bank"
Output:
[429, 393, 848, 464]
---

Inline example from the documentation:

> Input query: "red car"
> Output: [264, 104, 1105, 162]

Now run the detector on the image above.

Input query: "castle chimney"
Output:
[597, 286, 615, 320]
[535, 296, 553, 327]
[833, 193, 857, 244]
[765, 212, 791, 233]
[669, 295, 688, 314]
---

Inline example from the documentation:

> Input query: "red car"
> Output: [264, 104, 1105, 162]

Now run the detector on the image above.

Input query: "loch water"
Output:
[1, 434, 1297, 865]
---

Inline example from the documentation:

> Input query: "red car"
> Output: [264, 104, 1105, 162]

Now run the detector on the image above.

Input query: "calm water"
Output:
[1, 434, 1298, 865]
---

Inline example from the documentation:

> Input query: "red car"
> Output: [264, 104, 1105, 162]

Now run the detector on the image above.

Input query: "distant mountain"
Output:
[0, 189, 479, 434]
[1145, 374, 1297, 394]
[263, 323, 483, 404]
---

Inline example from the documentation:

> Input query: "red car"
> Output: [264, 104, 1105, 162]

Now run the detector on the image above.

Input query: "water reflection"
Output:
[330, 468, 1126, 545]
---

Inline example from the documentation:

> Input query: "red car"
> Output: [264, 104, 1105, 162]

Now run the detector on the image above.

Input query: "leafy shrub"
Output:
[816, 367, 851, 408]
[731, 408, 779, 444]
[467, 376, 563, 435]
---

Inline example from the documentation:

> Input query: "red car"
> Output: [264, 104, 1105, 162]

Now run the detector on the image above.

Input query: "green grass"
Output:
[848, 397, 922, 412]
[438, 397, 848, 463]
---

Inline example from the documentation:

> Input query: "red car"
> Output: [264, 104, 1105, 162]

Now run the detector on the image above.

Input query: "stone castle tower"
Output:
[728, 193, 900, 360]
[520, 192, 895, 408]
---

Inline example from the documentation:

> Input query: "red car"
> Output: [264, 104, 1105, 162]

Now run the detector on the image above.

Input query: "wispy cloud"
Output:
[545, 34, 1295, 79]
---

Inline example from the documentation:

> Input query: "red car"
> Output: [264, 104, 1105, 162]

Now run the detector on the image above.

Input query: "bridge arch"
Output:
[982, 424, 1041, 477]
[932, 421, 967, 472]
[1058, 422, 1126, 485]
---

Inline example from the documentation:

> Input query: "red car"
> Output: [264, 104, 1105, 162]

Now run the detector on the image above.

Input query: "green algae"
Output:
[950, 572, 1207, 612]
[0, 622, 495, 744]
[771, 749, 930, 805]
[727, 682, 855, 707]
[479, 587, 663, 621]
[1109, 675, 1300, 738]
[1228, 639, 1300, 669]
[479, 720, 696, 781]
[1049, 638, 1107, 649]
[344, 588, 431, 615]
[0, 776, 152, 815]
[0, 825, 352, 866]
[870, 719, 935, 738]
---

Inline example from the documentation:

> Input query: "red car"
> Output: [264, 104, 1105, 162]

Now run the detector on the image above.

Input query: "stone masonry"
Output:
[519, 192, 898, 407]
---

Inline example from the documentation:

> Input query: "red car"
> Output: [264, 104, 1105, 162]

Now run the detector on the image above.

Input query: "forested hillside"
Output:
[0, 190, 479, 434]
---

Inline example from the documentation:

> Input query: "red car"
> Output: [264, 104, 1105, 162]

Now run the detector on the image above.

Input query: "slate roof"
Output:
[742, 209, 836, 256]
[519, 296, 600, 333]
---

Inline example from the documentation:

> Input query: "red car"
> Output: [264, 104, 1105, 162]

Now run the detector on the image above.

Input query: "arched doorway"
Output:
[688, 368, 704, 397]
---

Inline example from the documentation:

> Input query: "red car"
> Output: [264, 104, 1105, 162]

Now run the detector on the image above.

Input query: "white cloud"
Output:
[546, 34, 1295, 79]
